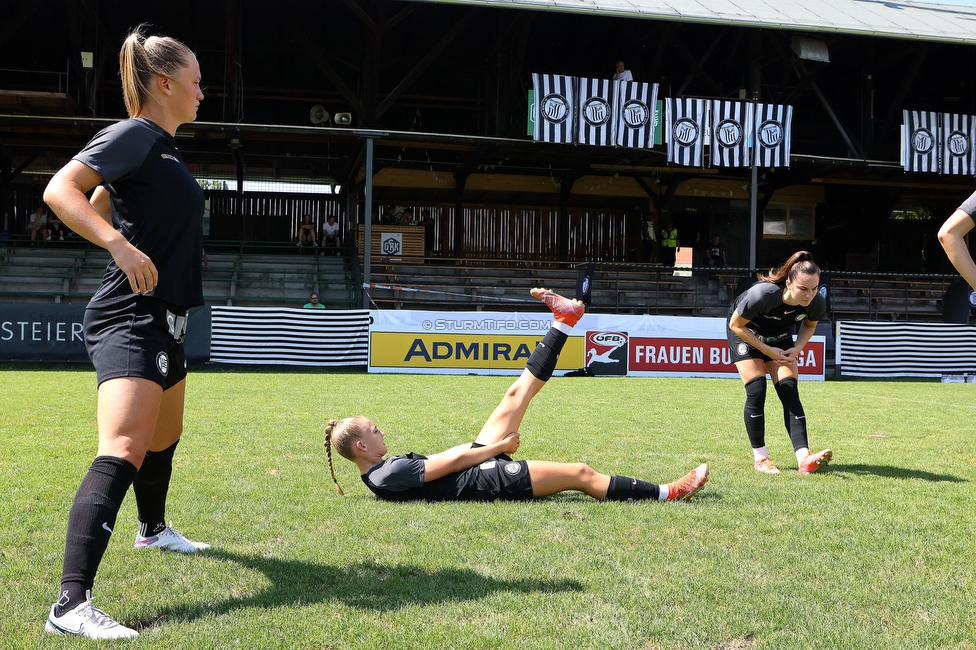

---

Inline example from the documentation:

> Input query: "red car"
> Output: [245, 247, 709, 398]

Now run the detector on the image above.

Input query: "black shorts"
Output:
[727, 328, 793, 363]
[460, 443, 534, 501]
[84, 297, 189, 390]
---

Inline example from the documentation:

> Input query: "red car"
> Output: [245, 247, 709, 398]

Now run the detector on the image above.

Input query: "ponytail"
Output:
[758, 250, 820, 285]
[324, 419, 345, 496]
[119, 24, 194, 117]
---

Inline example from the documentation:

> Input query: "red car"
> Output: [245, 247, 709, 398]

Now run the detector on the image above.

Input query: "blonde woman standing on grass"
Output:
[42, 25, 208, 639]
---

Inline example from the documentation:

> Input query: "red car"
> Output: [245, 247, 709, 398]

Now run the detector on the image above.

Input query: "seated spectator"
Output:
[303, 292, 325, 309]
[400, 209, 415, 225]
[47, 213, 66, 241]
[298, 214, 316, 246]
[320, 215, 342, 253]
[28, 206, 48, 243]
[704, 235, 727, 268]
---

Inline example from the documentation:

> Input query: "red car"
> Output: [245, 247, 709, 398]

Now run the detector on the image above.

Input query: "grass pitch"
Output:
[2, 369, 975, 649]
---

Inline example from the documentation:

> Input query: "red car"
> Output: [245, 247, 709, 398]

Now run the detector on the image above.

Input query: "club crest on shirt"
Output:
[795, 313, 807, 321]
[737, 343, 749, 355]
[156, 351, 169, 377]
[504, 462, 522, 476]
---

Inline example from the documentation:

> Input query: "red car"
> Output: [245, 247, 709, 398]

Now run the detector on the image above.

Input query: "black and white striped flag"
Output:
[903, 110, 940, 173]
[577, 78, 613, 146]
[710, 100, 752, 167]
[532, 73, 577, 144]
[754, 103, 793, 168]
[613, 81, 658, 149]
[665, 98, 706, 166]
[942, 113, 973, 176]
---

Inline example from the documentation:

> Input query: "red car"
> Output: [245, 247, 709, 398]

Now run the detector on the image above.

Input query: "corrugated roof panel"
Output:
[422, 0, 976, 44]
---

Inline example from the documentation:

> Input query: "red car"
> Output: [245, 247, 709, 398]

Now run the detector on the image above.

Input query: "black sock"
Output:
[774, 378, 809, 451]
[605, 475, 661, 501]
[56, 456, 136, 617]
[743, 377, 767, 448]
[526, 328, 568, 381]
[134, 440, 179, 537]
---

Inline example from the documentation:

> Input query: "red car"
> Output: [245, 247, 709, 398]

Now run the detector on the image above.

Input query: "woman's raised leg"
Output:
[474, 288, 584, 446]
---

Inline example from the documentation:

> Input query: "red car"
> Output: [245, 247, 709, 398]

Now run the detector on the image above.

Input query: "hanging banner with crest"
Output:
[941, 113, 974, 176]
[754, 103, 793, 168]
[532, 73, 577, 144]
[665, 97, 706, 167]
[902, 110, 940, 173]
[613, 81, 659, 149]
[577, 78, 613, 146]
[710, 100, 752, 167]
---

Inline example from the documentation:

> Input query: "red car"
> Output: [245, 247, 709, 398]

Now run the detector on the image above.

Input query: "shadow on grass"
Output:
[133, 549, 583, 629]
[826, 463, 966, 482]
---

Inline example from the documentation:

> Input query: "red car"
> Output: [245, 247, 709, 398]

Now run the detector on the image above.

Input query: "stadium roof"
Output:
[419, 0, 976, 44]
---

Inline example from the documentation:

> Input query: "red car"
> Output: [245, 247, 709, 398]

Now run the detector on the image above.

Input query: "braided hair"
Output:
[323, 419, 346, 496]
[324, 416, 372, 496]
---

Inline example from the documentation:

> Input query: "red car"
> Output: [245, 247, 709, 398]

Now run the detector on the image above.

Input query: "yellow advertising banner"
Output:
[370, 332, 584, 370]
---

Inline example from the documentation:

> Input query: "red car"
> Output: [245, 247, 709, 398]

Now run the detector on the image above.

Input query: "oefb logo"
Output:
[585, 331, 628, 376]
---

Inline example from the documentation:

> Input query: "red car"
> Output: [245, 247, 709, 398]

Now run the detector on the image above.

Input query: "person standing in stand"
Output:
[613, 60, 633, 82]
[660, 218, 679, 267]
[42, 25, 208, 639]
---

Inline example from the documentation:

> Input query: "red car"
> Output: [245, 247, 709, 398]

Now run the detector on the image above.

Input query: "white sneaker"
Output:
[135, 525, 210, 553]
[45, 593, 138, 639]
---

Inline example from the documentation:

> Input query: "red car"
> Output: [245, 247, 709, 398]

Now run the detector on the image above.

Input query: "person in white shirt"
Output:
[320, 215, 342, 253]
[614, 60, 633, 82]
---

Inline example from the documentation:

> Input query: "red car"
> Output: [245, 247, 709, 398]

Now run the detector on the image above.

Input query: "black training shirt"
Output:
[729, 282, 826, 336]
[74, 118, 204, 309]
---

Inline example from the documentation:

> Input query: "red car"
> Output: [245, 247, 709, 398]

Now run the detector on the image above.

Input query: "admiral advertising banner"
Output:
[368, 310, 825, 380]
[369, 310, 583, 374]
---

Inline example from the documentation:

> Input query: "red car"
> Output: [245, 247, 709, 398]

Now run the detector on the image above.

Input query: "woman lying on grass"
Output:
[324, 288, 708, 503]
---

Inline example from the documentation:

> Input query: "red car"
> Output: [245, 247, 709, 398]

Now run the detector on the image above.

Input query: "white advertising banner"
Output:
[368, 310, 825, 380]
